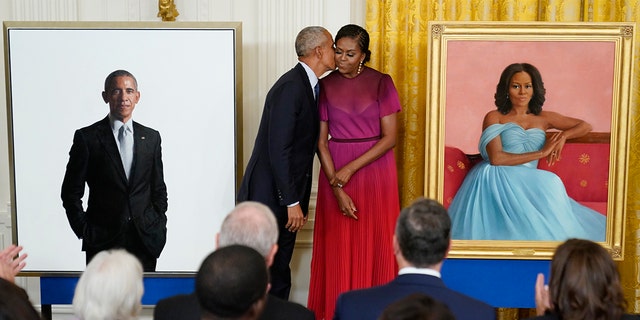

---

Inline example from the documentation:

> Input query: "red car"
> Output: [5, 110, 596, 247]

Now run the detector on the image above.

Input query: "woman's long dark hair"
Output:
[494, 63, 546, 115]
[548, 239, 626, 320]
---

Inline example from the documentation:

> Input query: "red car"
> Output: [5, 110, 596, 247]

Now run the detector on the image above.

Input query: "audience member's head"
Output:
[394, 198, 451, 269]
[196, 245, 269, 320]
[546, 238, 626, 319]
[217, 201, 279, 263]
[0, 278, 41, 320]
[378, 293, 455, 320]
[72, 249, 144, 320]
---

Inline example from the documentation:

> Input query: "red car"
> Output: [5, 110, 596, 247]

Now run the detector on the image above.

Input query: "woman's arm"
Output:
[483, 111, 559, 166]
[317, 121, 337, 182]
[542, 111, 592, 165]
[543, 111, 592, 139]
[333, 113, 397, 186]
[317, 121, 357, 219]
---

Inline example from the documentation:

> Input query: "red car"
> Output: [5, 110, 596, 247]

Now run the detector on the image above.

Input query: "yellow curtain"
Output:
[366, 0, 640, 316]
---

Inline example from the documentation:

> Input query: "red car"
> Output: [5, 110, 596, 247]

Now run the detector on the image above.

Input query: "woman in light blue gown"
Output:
[448, 63, 606, 241]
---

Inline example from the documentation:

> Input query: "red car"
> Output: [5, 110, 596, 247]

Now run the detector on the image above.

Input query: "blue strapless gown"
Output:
[449, 123, 606, 241]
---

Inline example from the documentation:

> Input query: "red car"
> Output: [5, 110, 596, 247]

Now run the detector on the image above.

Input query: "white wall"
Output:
[0, 0, 365, 310]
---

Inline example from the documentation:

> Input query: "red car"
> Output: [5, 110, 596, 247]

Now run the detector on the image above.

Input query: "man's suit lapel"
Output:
[129, 122, 145, 185]
[97, 117, 128, 184]
[295, 63, 317, 109]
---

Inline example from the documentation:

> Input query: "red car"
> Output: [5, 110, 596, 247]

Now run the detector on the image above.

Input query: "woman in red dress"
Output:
[307, 24, 402, 320]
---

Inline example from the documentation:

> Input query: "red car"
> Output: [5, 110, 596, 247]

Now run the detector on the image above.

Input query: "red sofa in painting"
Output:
[443, 132, 610, 216]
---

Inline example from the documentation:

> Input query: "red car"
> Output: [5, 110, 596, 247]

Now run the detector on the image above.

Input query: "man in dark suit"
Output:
[153, 201, 315, 320]
[237, 26, 336, 300]
[61, 69, 168, 272]
[334, 198, 496, 320]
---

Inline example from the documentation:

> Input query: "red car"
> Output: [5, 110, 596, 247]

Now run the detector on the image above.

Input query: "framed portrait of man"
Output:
[4, 21, 242, 273]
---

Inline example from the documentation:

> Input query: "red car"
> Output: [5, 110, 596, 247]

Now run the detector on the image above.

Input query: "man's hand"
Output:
[0, 245, 27, 283]
[286, 204, 306, 232]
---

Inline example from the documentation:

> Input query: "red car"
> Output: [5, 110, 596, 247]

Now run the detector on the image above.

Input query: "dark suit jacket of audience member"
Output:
[153, 292, 315, 320]
[526, 313, 640, 320]
[333, 274, 495, 320]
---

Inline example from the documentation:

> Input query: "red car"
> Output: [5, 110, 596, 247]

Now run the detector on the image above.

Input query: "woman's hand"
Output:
[544, 131, 566, 166]
[332, 187, 358, 220]
[535, 273, 551, 316]
[331, 167, 355, 189]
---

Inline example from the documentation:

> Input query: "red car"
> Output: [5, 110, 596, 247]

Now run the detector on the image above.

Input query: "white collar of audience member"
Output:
[398, 266, 441, 278]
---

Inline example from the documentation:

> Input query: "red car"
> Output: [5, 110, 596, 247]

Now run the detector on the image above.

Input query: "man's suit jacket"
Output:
[61, 116, 168, 257]
[334, 274, 495, 320]
[237, 63, 319, 220]
[153, 292, 315, 320]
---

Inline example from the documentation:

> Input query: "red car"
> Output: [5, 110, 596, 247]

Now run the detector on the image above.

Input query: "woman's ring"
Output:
[337, 183, 343, 188]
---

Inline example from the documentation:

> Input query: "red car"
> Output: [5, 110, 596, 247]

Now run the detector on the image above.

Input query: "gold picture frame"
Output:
[425, 21, 634, 260]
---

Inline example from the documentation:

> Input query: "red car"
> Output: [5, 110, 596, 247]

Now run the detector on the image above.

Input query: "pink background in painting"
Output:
[444, 41, 614, 154]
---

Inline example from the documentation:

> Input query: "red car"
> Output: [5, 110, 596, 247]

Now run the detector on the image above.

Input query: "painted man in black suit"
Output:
[61, 69, 168, 272]
[237, 26, 336, 300]
[153, 201, 315, 320]
[334, 198, 496, 320]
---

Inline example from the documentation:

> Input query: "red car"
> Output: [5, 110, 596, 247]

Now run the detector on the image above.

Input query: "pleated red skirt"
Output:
[307, 140, 399, 320]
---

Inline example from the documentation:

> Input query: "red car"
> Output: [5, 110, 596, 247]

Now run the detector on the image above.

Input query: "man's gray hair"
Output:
[295, 26, 330, 57]
[218, 201, 278, 257]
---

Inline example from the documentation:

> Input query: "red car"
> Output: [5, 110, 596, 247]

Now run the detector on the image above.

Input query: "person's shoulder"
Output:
[156, 294, 198, 310]
[261, 295, 315, 320]
[537, 110, 565, 120]
[77, 117, 109, 132]
[278, 63, 307, 81]
[360, 67, 392, 81]
[338, 282, 390, 302]
[266, 64, 310, 98]
[440, 288, 495, 319]
[448, 289, 493, 310]
[156, 292, 198, 307]
[484, 109, 501, 120]
[482, 110, 502, 128]
[271, 64, 307, 86]
[132, 121, 160, 135]
[154, 293, 200, 320]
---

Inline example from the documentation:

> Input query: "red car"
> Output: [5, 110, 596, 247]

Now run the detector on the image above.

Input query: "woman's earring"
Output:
[357, 61, 363, 74]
